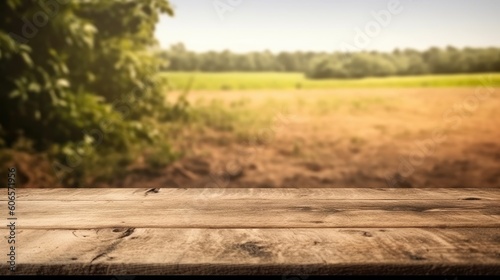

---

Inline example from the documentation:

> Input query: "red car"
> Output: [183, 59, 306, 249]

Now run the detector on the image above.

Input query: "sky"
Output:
[154, 0, 500, 53]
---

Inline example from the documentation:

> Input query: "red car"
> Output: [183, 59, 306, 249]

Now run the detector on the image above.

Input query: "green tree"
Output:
[1, 0, 175, 186]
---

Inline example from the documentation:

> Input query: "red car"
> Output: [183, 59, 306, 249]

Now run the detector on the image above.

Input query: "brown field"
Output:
[8, 87, 500, 188]
[118, 87, 500, 188]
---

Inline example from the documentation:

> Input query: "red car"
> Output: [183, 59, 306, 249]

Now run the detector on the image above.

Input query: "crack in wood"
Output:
[145, 188, 161, 196]
[288, 206, 342, 214]
[119, 228, 135, 239]
[386, 206, 430, 212]
[90, 228, 136, 265]
[90, 252, 109, 264]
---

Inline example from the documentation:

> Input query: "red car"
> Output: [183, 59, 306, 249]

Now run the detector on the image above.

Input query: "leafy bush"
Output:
[0, 0, 179, 186]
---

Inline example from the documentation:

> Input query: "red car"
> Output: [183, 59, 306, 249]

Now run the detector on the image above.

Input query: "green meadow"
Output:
[161, 72, 500, 91]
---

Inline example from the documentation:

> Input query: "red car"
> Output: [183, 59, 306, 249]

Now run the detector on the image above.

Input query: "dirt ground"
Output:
[119, 87, 500, 188]
[11, 87, 500, 188]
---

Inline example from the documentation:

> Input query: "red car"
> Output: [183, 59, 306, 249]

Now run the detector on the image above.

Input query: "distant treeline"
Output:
[159, 43, 500, 79]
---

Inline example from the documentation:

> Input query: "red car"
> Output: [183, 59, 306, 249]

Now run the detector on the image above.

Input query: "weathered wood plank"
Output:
[13, 199, 500, 229]
[1, 228, 499, 275]
[12, 188, 500, 201]
[3, 189, 499, 274]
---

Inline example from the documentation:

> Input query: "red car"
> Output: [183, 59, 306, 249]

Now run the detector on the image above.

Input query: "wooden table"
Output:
[1, 188, 500, 275]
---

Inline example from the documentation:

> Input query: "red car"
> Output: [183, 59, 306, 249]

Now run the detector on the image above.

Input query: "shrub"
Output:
[0, 0, 178, 186]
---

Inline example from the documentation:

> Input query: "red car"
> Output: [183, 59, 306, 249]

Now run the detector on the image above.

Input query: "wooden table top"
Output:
[2, 188, 500, 275]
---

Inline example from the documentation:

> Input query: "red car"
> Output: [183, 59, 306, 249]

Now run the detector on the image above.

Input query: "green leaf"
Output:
[9, 90, 20, 98]
[20, 52, 33, 67]
[57, 79, 70, 88]
[28, 82, 41, 93]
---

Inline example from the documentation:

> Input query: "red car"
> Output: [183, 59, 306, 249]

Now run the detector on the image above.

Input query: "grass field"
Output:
[161, 72, 500, 91]
[9, 73, 500, 188]
[141, 83, 500, 189]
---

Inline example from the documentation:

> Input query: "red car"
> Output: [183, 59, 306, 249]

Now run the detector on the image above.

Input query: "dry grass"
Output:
[8, 86, 499, 188]
[139, 87, 500, 188]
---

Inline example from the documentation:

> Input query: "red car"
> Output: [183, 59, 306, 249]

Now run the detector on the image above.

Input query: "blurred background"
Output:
[1, 0, 499, 188]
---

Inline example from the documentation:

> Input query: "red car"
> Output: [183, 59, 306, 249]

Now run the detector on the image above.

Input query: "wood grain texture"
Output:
[1, 228, 499, 275]
[1, 188, 499, 275]
[12, 188, 500, 201]
[12, 199, 500, 229]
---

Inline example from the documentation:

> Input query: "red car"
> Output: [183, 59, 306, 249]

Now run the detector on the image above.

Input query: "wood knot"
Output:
[235, 241, 271, 258]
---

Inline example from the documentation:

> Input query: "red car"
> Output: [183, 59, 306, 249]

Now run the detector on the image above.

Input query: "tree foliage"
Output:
[159, 43, 318, 72]
[159, 44, 500, 79]
[1, 0, 175, 185]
